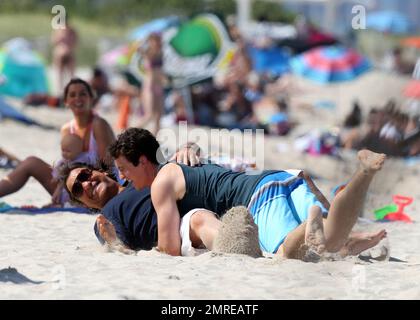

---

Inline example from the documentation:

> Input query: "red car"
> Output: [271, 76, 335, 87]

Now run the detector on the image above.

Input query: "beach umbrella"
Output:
[128, 13, 236, 123]
[99, 45, 129, 67]
[278, 26, 338, 55]
[128, 16, 180, 41]
[366, 10, 413, 34]
[403, 80, 420, 99]
[290, 45, 371, 84]
[98, 44, 140, 68]
[129, 13, 235, 85]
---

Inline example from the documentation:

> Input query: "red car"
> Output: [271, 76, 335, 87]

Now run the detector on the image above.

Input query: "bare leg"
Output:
[278, 222, 306, 259]
[189, 209, 222, 250]
[138, 86, 154, 131]
[300, 209, 386, 261]
[323, 150, 386, 252]
[55, 58, 65, 94]
[280, 223, 387, 259]
[0, 156, 56, 197]
[339, 229, 387, 257]
[279, 150, 386, 259]
[153, 108, 162, 136]
[67, 55, 76, 81]
[153, 93, 164, 136]
[297, 206, 326, 262]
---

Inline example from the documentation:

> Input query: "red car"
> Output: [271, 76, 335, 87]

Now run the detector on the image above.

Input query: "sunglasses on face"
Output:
[71, 168, 92, 198]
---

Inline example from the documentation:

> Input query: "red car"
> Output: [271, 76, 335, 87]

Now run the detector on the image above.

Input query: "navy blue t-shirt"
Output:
[94, 184, 158, 250]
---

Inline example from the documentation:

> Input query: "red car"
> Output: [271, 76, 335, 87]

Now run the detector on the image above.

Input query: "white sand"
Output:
[1, 70, 420, 299]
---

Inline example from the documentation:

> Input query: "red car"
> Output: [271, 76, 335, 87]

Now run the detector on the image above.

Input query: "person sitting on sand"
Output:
[89, 67, 111, 108]
[339, 100, 363, 149]
[0, 78, 116, 206]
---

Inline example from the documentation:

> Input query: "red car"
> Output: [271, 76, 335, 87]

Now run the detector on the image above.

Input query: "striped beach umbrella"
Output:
[290, 45, 371, 84]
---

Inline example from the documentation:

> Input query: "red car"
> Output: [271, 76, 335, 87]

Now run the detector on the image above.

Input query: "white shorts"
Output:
[180, 208, 216, 257]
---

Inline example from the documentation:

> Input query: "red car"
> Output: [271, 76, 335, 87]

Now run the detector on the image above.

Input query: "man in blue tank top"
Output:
[109, 128, 388, 258]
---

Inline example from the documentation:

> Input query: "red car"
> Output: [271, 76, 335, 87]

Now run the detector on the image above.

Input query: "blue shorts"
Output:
[247, 171, 328, 254]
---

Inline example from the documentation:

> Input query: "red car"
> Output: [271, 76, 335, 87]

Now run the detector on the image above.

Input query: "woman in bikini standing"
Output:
[137, 33, 165, 136]
[51, 20, 78, 93]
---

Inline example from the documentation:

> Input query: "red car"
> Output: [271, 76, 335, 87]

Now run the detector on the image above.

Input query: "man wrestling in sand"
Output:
[61, 128, 387, 261]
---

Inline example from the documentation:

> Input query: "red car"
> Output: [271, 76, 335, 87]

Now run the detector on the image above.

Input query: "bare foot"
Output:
[299, 206, 326, 262]
[357, 150, 386, 174]
[339, 229, 387, 257]
[96, 215, 118, 245]
[96, 215, 135, 254]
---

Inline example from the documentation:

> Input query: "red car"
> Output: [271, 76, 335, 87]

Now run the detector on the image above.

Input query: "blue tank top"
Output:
[175, 163, 277, 216]
[95, 184, 157, 250]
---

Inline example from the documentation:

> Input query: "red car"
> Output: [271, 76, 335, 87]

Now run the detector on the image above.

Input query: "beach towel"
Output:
[0, 202, 90, 214]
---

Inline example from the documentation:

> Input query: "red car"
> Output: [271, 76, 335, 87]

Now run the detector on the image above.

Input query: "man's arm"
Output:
[151, 164, 186, 256]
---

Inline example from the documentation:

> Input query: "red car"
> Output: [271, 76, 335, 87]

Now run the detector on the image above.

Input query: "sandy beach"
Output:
[1, 70, 420, 300]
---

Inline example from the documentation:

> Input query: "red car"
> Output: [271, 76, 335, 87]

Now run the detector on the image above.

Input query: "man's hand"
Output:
[51, 184, 63, 206]
[170, 142, 201, 167]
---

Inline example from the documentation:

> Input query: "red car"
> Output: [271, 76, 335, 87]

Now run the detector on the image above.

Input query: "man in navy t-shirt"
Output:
[95, 184, 158, 250]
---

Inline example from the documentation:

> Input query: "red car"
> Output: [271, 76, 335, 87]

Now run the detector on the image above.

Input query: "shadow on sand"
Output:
[0, 267, 44, 285]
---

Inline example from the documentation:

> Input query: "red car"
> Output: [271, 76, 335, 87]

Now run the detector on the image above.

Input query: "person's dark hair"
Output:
[392, 47, 402, 56]
[57, 160, 116, 208]
[276, 98, 289, 113]
[93, 67, 105, 78]
[63, 78, 94, 100]
[344, 100, 362, 128]
[109, 128, 162, 166]
[384, 98, 397, 114]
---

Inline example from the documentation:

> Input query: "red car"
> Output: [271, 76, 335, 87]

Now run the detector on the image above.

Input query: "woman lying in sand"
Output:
[59, 137, 387, 261]
[0, 79, 116, 206]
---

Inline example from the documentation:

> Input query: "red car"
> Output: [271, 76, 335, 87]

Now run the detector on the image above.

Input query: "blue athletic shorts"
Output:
[247, 171, 328, 254]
